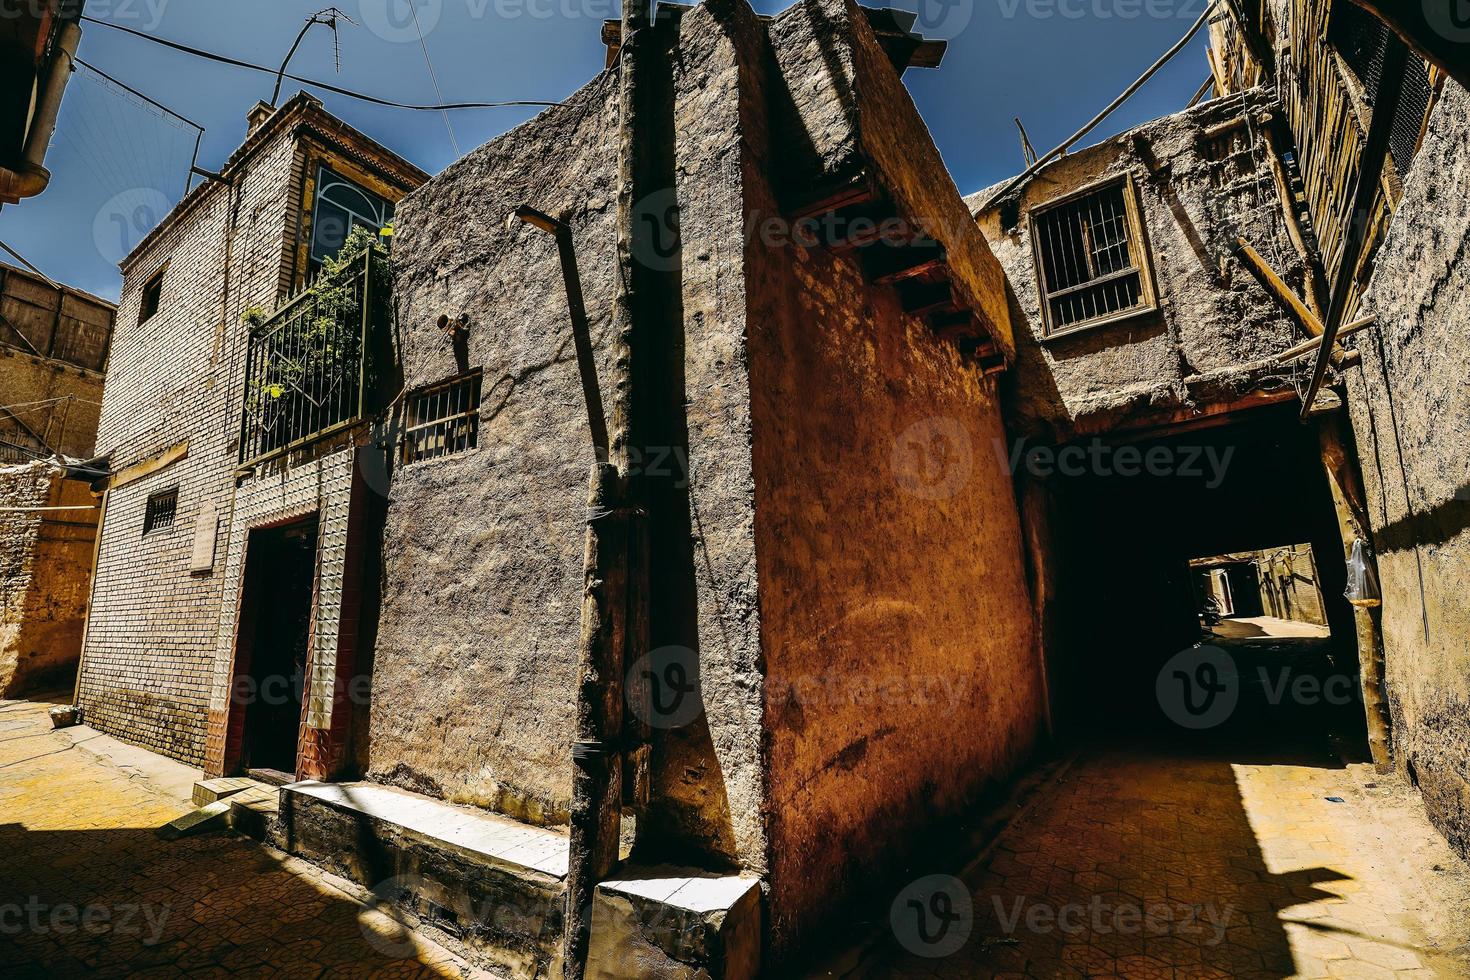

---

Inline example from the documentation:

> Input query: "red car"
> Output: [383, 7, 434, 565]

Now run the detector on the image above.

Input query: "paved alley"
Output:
[0, 697, 484, 979]
[852, 738, 1470, 978]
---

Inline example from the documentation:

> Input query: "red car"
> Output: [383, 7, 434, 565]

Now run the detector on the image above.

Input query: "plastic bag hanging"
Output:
[1344, 538, 1381, 608]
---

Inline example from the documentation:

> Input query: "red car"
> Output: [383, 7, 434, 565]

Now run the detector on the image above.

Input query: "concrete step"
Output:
[275, 780, 760, 978]
[157, 799, 232, 840]
[226, 785, 281, 841]
[192, 776, 261, 806]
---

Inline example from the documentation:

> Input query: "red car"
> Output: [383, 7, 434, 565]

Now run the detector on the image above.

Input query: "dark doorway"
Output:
[236, 516, 319, 776]
[1039, 404, 1364, 748]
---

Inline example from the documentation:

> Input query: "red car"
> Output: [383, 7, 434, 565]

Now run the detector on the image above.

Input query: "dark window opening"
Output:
[139, 268, 165, 323]
[143, 488, 178, 534]
[402, 371, 482, 464]
[1031, 178, 1154, 335]
[309, 165, 395, 280]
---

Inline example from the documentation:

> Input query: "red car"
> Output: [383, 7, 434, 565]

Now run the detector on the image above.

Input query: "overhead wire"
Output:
[409, 3, 461, 157]
[80, 16, 560, 112]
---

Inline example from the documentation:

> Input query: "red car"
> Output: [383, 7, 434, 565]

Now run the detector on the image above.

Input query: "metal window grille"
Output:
[1330, 5, 1434, 177]
[240, 249, 385, 464]
[144, 488, 177, 534]
[401, 371, 482, 464]
[1031, 178, 1153, 334]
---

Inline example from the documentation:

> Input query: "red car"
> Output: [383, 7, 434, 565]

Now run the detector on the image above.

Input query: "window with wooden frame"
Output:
[143, 487, 178, 534]
[139, 266, 165, 323]
[401, 371, 482, 464]
[1029, 176, 1157, 337]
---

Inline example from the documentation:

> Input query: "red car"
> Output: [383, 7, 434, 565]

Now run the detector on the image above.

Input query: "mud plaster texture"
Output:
[0, 463, 96, 695]
[381, 0, 1039, 962]
[1345, 80, 1470, 863]
[971, 89, 1313, 442]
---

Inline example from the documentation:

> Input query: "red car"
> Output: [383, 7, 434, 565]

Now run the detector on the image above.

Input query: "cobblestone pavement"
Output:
[0, 697, 487, 978]
[859, 737, 1470, 978]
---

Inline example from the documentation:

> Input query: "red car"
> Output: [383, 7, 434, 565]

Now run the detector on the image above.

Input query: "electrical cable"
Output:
[409, 3, 461, 157]
[80, 16, 560, 112]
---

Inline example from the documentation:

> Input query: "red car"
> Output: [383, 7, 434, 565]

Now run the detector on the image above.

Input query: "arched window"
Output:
[309, 165, 395, 275]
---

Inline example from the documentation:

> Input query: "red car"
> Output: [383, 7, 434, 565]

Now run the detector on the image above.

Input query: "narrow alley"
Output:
[0, 695, 480, 978]
[841, 728, 1470, 978]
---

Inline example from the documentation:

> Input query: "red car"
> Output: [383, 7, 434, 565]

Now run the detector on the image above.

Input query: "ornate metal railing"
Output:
[239, 248, 387, 464]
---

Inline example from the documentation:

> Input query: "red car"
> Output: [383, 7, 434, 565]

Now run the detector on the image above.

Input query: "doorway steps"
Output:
[188, 775, 281, 839]
[270, 779, 761, 979]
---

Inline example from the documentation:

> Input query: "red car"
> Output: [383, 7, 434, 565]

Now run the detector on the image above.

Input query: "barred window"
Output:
[402, 371, 482, 464]
[143, 488, 178, 534]
[1030, 176, 1157, 336]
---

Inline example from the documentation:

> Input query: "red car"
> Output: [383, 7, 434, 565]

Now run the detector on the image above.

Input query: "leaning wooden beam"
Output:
[1275, 315, 1374, 363]
[1236, 238, 1324, 336]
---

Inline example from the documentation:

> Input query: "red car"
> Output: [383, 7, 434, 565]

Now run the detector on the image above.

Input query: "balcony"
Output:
[239, 248, 388, 465]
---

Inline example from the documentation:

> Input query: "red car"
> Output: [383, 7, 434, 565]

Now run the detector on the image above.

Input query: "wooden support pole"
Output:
[1236, 238, 1324, 336]
[563, 463, 628, 979]
[1317, 418, 1392, 771]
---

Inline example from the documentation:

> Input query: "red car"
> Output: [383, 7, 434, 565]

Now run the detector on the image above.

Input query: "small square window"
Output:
[143, 488, 178, 534]
[401, 371, 482, 464]
[139, 267, 165, 323]
[1029, 176, 1157, 337]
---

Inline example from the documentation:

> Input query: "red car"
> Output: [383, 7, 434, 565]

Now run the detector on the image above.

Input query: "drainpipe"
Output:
[0, 20, 81, 204]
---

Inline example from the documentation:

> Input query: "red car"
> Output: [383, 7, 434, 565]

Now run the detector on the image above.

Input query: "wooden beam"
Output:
[1235, 238, 1323, 336]
[110, 440, 187, 490]
[863, 241, 946, 285]
[896, 279, 957, 317]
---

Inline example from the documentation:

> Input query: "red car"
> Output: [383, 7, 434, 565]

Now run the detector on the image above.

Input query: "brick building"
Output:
[76, 92, 426, 772]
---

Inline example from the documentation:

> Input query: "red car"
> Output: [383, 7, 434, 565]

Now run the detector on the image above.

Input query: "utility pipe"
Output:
[0, 20, 80, 203]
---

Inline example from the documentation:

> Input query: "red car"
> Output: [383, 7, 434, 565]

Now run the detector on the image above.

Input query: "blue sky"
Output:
[0, 0, 1213, 300]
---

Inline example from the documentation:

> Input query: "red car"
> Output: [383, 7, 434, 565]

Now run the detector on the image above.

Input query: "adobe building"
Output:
[971, 87, 1367, 735]
[74, 0, 1041, 973]
[1210, 0, 1470, 865]
[0, 261, 114, 696]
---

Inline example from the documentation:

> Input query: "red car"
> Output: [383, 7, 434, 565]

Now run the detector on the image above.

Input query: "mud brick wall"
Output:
[0, 463, 97, 695]
[77, 106, 309, 766]
[749, 0, 1041, 958]
[972, 90, 1311, 441]
[1345, 81, 1470, 863]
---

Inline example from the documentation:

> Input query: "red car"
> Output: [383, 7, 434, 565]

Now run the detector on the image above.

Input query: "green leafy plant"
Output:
[242, 226, 390, 457]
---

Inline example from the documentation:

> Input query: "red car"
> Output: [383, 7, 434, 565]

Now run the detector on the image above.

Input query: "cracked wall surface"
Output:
[1345, 80, 1470, 862]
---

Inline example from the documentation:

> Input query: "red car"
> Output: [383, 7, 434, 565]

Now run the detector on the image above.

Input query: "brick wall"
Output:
[79, 95, 423, 772]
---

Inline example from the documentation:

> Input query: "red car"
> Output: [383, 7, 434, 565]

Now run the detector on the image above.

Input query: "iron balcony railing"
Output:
[239, 248, 388, 465]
